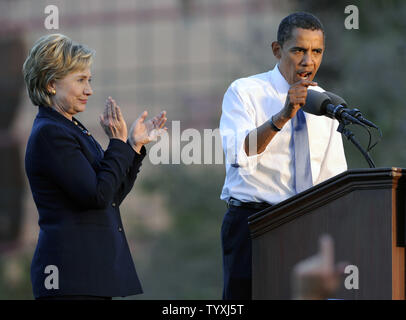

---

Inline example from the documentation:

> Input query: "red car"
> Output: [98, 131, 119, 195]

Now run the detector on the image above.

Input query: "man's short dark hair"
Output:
[277, 12, 324, 46]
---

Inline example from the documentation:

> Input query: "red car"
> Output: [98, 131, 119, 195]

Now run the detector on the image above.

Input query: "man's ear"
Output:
[271, 41, 282, 59]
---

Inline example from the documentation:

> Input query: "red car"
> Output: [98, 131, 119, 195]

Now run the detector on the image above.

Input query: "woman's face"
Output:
[50, 67, 93, 119]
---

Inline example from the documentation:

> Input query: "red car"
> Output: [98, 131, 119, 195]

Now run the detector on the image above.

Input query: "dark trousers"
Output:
[221, 205, 262, 300]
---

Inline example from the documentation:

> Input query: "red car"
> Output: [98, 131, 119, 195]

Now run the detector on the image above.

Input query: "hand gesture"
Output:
[99, 97, 128, 143]
[128, 110, 167, 153]
[291, 234, 347, 300]
[282, 79, 317, 119]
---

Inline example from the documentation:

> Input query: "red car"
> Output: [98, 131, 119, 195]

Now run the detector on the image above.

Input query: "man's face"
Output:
[273, 27, 324, 85]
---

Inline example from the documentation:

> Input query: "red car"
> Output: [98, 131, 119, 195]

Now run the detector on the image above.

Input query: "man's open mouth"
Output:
[297, 71, 312, 79]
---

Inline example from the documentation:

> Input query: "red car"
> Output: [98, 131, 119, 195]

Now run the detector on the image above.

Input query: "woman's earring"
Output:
[50, 89, 56, 95]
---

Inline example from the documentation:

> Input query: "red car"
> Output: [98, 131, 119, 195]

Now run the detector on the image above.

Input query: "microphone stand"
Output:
[336, 120, 376, 168]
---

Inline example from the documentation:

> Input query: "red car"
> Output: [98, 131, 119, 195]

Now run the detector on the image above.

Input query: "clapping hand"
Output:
[128, 110, 167, 153]
[99, 97, 128, 143]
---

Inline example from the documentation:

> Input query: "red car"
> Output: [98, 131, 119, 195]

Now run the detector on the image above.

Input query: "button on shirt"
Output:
[219, 65, 347, 204]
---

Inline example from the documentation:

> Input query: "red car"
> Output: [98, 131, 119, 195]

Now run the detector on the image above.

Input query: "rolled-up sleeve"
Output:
[220, 84, 264, 174]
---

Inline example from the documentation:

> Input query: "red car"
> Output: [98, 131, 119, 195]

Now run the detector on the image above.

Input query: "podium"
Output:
[248, 168, 406, 300]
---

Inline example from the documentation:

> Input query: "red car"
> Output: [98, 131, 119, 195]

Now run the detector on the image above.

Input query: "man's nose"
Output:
[301, 52, 313, 65]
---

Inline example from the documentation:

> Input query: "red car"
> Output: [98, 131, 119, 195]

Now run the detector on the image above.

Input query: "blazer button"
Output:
[112, 202, 116, 207]
[118, 227, 123, 232]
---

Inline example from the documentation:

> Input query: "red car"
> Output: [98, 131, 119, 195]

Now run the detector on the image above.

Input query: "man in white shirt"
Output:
[219, 12, 347, 300]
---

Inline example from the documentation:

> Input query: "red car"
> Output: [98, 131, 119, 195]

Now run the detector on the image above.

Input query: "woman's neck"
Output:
[51, 105, 73, 121]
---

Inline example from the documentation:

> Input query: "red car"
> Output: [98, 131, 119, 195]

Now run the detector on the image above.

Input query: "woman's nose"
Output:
[84, 83, 93, 96]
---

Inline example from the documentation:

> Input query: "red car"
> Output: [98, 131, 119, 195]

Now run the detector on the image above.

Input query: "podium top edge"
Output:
[248, 167, 406, 225]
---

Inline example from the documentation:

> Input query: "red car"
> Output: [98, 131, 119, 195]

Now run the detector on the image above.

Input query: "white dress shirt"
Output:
[219, 65, 347, 204]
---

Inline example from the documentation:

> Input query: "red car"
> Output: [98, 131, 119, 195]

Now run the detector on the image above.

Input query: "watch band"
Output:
[269, 115, 282, 132]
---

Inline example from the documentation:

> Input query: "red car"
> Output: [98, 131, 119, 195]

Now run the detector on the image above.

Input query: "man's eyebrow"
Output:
[290, 46, 306, 51]
[290, 46, 323, 51]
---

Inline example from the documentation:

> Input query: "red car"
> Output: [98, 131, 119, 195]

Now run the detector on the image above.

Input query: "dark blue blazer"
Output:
[25, 106, 145, 298]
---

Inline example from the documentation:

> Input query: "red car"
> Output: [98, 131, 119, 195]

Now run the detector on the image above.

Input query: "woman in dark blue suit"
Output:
[23, 34, 167, 300]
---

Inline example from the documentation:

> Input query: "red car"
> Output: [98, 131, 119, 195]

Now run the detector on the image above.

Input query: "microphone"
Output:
[323, 91, 379, 129]
[303, 89, 364, 126]
[347, 109, 379, 129]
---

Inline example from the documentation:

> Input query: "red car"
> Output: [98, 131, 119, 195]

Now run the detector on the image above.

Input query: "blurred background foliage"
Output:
[0, 0, 405, 299]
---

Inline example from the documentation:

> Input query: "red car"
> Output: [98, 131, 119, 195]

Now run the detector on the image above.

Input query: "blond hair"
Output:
[22, 34, 95, 107]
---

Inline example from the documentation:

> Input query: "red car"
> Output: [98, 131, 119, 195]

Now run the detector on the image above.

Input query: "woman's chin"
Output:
[75, 104, 86, 113]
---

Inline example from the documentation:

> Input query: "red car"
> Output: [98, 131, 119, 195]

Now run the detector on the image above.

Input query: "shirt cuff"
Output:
[235, 139, 263, 175]
[223, 130, 264, 175]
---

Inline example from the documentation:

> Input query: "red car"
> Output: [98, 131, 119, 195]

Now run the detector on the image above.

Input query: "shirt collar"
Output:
[269, 64, 290, 94]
